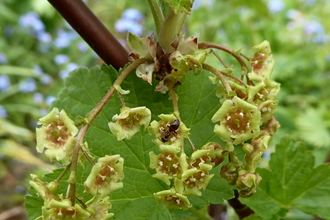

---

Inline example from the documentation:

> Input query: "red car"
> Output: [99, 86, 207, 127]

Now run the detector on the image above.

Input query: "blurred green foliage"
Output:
[0, 0, 329, 219]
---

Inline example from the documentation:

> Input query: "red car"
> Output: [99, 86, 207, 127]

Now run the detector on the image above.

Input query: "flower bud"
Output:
[236, 172, 262, 198]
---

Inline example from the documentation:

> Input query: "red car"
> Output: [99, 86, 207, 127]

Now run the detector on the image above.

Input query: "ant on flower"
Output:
[160, 119, 180, 143]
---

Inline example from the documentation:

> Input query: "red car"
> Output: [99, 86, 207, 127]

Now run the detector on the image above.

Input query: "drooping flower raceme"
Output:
[36, 108, 78, 165]
[108, 106, 151, 140]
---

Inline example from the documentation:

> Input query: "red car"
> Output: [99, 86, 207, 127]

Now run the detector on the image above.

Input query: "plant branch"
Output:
[199, 42, 249, 75]
[169, 86, 180, 118]
[221, 71, 249, 88]
[158, 10, 187, 52]
[55, 163, 71, 184]
[212, 50, 230, 68]
[148, 0, 165, 37]
[228, 190, 254, 219]
[47, 0, 128, 69]
[67, 58, 151, 204]
[202, 63, 232, 93]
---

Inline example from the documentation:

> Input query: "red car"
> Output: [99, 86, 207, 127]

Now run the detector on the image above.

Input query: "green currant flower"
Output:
[177, 164, 214, 196]
[243, 134, 271, 173]
[29, 174, 58, 205]
[236, 171, 262, 198]
[248, 41, 274, 82]
[108, 106, 151, 141]
[154, 188, 192, 209]
[36, 108, 78, 165]
[247, 79, 280, 123]
[212, 97, 261, 145]
[42, 198, 91, 220]
[190, 142, 226, 168]
[260, 116, 280, 136]
[86, 196, 114, 220]
[148, 114, 190, 148]
[84, 155, 124, 197]
[149, 151, 184, 185]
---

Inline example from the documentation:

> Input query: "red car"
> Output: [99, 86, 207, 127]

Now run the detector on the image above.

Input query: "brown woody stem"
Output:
[48, 0, 129, 69]
[228, 190, 254, 219]
[202, 63, 232, 93]
[199, 42, 249, 74]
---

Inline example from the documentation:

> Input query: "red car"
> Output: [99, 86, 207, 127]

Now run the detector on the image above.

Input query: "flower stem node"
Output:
[84, 155, 124, 197]
[212, 97, 261, 145]
[36, 108, 78, 165]
[108, 106, 151, 140]
[154, 189, 192, 210]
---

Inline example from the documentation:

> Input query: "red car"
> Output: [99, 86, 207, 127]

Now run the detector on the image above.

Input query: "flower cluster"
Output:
[148, 114, 225, 209]
[33, 107, 125, 219]
[30, 171, 119, 220]
[212, 41, 280, 197]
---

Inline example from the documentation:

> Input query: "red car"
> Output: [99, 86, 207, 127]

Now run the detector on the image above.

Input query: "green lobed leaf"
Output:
[147, 204, 172, 220]
[295, 107, 330, 148]
[24, 190, 44, 220]
[243, 214, 264, 220]
[27, 64, 233, 219]
[240, 135, 330, 220]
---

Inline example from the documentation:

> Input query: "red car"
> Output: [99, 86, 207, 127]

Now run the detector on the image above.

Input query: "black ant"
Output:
[160, 120, 180, 143]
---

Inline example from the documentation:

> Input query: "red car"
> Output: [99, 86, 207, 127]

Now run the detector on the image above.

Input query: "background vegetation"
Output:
[0, 0, 329, 219]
